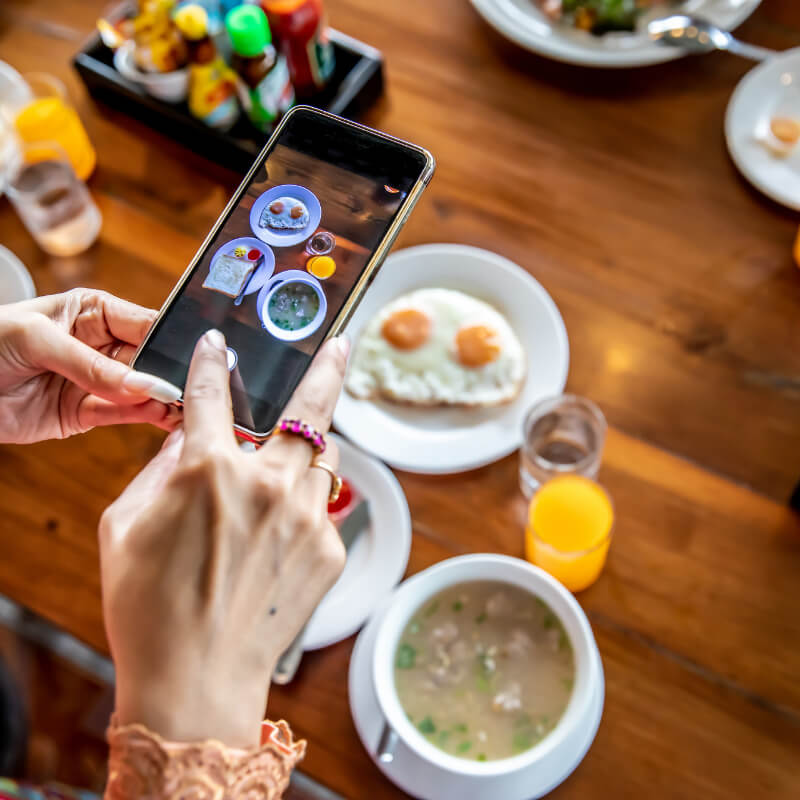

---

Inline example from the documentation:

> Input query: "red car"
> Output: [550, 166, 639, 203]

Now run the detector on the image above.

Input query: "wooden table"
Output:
[1, 1, 800, 797]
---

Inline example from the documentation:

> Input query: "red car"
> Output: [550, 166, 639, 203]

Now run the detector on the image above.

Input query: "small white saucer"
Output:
[349, 593, 605, 800]
[0, 244, 35, 304]
[303, 434, 411, 650]
[725, 48, 800, 210]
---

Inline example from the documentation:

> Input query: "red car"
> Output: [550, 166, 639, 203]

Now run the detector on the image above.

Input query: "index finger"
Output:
[183, 329, 236, 456]
[259, 336, 348, 467]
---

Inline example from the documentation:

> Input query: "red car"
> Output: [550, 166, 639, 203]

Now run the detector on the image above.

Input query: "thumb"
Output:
[31, 317, 181, 405]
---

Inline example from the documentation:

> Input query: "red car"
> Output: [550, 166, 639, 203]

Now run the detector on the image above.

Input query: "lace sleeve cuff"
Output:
[105, 717, 306, 800]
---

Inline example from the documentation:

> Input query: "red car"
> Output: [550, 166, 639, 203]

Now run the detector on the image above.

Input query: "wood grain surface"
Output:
[1, 0, 800, 798]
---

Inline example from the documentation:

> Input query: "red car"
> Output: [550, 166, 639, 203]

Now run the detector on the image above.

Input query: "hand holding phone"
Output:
[132, 106, 434, 440]
[102, 330, 348, 748]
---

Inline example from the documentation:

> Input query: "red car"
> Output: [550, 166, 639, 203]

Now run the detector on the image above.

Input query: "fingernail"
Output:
[122, 371, 183, 403]
[204, 328, 226, 351]
[335, 334, 350, 359]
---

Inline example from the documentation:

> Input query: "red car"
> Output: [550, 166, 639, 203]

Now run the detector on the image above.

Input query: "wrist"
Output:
[115, 680, 266, 748]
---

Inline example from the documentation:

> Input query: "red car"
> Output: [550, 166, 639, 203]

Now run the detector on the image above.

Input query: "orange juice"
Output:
[14, 74, 96, 181]
[525, 475, 613, 592]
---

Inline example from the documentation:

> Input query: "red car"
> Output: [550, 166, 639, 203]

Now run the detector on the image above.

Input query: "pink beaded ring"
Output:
[272, 418, 327, 454]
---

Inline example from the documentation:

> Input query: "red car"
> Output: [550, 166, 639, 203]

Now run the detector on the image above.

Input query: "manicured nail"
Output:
[122, 371, 183, 403]
[335, 334, 350, 359]
[205, 328, 226, 350]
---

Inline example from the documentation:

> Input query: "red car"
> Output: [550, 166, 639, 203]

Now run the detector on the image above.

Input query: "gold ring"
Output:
[311, 459, 343, 504]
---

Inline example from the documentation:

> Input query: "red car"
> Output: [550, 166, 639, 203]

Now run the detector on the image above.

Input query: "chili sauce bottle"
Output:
[261, 0, 335, 98]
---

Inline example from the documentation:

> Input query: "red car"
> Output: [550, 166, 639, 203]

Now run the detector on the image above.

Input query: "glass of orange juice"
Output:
[14, 73, 96, 181]
[525, 475, 613, 593]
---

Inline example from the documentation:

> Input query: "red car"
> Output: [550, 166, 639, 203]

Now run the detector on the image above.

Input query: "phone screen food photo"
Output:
[134, 108, 432, 436]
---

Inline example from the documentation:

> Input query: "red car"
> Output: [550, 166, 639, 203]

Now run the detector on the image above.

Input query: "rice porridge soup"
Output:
[393, 581, 574, 762]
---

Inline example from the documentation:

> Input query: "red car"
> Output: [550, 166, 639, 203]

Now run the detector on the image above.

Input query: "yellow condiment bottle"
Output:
[14, 77, 96, 181]
[525, 475, 613, 593]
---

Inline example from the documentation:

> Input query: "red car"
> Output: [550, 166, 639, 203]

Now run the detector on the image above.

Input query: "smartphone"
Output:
[132, 106, 434, 441]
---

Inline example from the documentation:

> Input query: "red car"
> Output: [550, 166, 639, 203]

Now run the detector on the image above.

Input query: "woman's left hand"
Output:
[0, 288, 182, 444]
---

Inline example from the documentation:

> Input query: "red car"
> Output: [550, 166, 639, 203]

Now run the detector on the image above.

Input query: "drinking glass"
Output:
[519, 394, 606, 499]
[15, 73, 96, 181]
[305, 231, 335, 256]
[5, 141, 102, 257]
[525, 475, 614, 593]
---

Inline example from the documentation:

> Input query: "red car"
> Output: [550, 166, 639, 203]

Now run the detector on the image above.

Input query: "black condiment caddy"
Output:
[72, 5, 384, 174]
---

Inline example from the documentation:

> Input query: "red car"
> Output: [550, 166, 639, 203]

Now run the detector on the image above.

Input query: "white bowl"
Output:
[372, 554, 603, 789]
[113, 42, 188, 103]
[260, 272, 327, 343]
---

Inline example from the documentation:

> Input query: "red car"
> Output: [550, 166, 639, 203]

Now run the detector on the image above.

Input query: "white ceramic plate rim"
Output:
[0, 244, 35, 303]
[470, 0, 762, 68]
[725, 47, 800, 210]
[208, 237, 275, 297]
[303, 434, 412, 650]
[333, 244, 569, 474]
[249, 184, 322, 247]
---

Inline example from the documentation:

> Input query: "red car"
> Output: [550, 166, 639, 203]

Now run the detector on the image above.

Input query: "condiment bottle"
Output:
[174, 3, 240, 130]
[226, 5, 294, 132]
[260, 0, 335, 97]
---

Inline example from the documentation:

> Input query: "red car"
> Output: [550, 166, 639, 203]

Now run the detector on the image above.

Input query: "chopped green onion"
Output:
[457, 740, 472, 753]
[452, 600, 464, 612]
[418, 716, 436, 734]
[408, 622, 420, 635]
[474, 611, 488, 624]
[395, 643, 417, 669]
[453, 723, 468, 733]
[477, 753, 487, 762]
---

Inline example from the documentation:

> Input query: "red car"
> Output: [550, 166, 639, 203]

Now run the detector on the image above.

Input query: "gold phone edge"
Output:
[130, 105, 435, 443]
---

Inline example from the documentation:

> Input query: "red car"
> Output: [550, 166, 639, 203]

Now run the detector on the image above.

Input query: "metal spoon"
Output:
[647, 15, 776, 62]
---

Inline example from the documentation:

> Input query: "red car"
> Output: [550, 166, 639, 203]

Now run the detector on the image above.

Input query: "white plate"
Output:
[207, 237, 275, 298]
[725, 48, 800, 210]
[470, 0, 761, 68]
[348, 590, 605, 800]
[303, 434, 412, 650]
[333, 244, 569, 474]
[0, 244, 35, 304]
[249, 184, 322, 247]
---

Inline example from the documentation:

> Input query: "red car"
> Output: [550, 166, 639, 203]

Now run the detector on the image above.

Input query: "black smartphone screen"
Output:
[134, 108, 430, 435]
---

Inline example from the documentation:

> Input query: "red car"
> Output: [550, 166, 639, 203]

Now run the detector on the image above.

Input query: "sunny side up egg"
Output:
[346, 288, 526, 407]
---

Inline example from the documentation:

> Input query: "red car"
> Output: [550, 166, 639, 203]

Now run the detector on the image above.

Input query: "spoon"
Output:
[647, 15, 776, 62]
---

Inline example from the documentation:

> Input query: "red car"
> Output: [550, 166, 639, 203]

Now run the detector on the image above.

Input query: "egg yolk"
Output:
[381, 309, 431, 350]
[456, 325, 500, 367]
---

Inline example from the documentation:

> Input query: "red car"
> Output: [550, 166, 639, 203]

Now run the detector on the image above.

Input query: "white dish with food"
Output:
[257, 269, 327, 342]
[333, 244, 569, 474]
[725, 47, 800, 210]
[303, 434, 412, 650]
[349, 554, 604, 800]
[249, 184, 322, 247]
[470, 0, 761, 68]
[113, 42, 189, 103]
[206, 237, 275, 299]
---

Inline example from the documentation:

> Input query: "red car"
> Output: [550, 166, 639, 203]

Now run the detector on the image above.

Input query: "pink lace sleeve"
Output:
[105, 717, 306, 800]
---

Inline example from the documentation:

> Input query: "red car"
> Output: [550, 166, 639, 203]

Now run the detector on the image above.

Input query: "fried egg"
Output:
[260, 196, 309, 230]
[346, 288, 526, 407]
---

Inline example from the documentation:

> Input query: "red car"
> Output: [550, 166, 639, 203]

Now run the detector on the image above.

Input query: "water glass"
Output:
[5, 141, 101, 257]
[518, 394, 606, 499]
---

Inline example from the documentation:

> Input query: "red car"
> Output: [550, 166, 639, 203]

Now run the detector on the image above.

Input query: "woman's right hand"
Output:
[99, 329, 349, 748]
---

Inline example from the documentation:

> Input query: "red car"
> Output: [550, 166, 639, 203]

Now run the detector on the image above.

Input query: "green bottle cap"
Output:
[226, 4, 272, 57]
